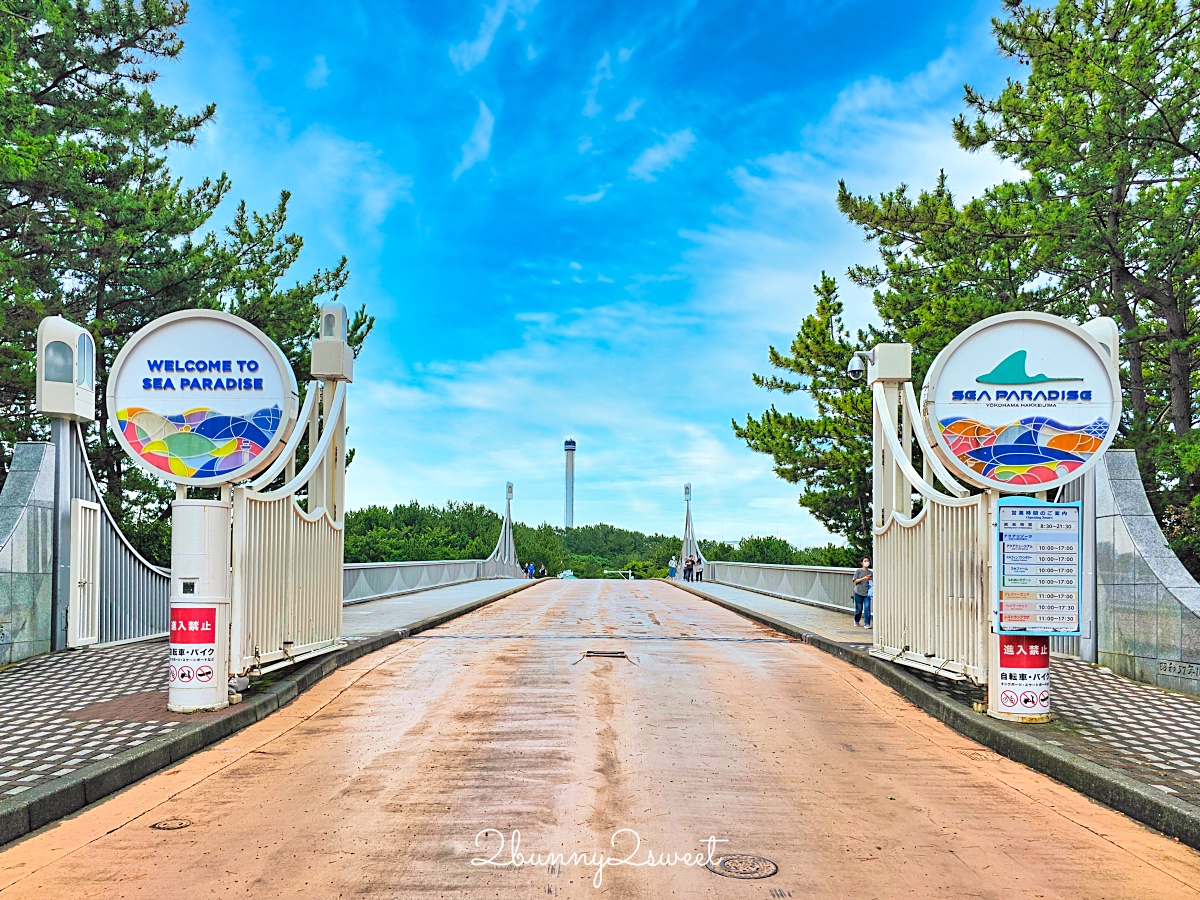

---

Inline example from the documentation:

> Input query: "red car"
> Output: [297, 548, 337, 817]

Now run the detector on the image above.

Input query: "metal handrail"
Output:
[245, 380, 320, 491]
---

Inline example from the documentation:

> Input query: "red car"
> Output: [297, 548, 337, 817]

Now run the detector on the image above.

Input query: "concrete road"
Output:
[2, 580, 1198, 898]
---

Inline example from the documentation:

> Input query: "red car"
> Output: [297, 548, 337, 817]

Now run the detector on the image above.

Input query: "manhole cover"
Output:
[151, 818, 192, 831]
[706, 854, 778, 879]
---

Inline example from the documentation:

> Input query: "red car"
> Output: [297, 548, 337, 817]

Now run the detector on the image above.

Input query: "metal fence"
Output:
[873, 493, 990, 682]
[343, 559, 483, 605]
[867, 380, 991, 683]
[67, 422, 170, 646]
[231, 490, 344, 673]
[230, 380, 346, 675]
[342, 485, 524, 605]
[705, 561, 856, 612]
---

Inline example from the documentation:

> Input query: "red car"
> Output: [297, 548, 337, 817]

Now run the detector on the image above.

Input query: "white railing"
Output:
[230, 380, 347, 675]
[705, 561, 856, 612]
[341, 482, 524, 605]
[343, 558, 483, 605]
[869, 378, 990, 683]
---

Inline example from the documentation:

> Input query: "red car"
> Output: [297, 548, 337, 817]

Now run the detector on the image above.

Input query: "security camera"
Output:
[847, 355, 867, 380]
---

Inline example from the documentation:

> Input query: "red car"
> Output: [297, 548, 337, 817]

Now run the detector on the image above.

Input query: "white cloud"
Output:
[305, 55, 329, 89]
[582, 52, 612, 118]
[348, 296, 832, 542]
[617, 47, 634, 64]
[628, 129, 696, 181]
[450, 0, 539, 74]
[281, 128, 413, 247]
[615, 97, 644, 122]
[527, 44, 537, 60]
[569, 261, 582, 270]
[577, 135, 593, 153]
[453, 100, 495, 180]
[450, 2, 508, 73]
[565, 184, 610, 203]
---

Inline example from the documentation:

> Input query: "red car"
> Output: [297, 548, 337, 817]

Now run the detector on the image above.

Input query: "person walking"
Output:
[539, 564, 547, 578]
[668, 556, 678, 579]
[684, 556, 694, 582]
[694, 556, 704, 583]
[852, 557, 873, 627]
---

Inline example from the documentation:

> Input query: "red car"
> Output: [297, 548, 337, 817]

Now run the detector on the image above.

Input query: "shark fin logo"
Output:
[976, 350, 1084, 385]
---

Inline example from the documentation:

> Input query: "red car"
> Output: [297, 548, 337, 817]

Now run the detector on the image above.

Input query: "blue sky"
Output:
[156, 0, 1020, 544]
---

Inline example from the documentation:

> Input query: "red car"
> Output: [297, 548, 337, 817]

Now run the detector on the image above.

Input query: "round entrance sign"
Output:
[921, 312, 1120, 493]
[107, 310, 298, 486]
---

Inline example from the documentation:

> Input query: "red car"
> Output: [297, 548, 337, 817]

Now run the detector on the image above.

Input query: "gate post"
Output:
[37, 316, 97, 651]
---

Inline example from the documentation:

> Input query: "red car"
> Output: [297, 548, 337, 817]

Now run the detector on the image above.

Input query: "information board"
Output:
[995, 497, 1082, 635]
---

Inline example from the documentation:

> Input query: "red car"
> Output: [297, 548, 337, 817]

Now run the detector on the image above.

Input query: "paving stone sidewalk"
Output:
[0, 578, 527, 800]
[684, 580, 1200, 807]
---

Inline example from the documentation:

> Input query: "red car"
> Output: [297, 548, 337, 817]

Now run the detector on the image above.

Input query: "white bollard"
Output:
[168, 499, 232, 713]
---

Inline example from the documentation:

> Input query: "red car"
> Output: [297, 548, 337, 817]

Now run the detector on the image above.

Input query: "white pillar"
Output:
[168, 498, 232, 712]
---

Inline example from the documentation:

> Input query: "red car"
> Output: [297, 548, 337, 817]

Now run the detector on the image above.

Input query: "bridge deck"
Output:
[1, 579, 1197, 897]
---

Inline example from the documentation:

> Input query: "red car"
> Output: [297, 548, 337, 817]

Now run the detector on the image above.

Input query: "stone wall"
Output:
[0, 443, 56, 666]
[1096, 450, 1200, 695]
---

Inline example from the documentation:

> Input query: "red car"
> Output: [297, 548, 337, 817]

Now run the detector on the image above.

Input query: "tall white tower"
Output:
[564, 438, 576, 529]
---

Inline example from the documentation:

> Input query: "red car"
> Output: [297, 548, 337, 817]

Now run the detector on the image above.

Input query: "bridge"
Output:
[1, 308, 1200, 896]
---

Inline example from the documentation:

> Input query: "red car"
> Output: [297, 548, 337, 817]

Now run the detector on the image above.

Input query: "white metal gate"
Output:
[67, 498, 101, 648]
[869, 375, 991, 683]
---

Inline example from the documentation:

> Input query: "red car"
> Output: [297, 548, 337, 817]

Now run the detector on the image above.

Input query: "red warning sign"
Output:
[997, 633, 1050, 715]
[170, 607, 216, 644]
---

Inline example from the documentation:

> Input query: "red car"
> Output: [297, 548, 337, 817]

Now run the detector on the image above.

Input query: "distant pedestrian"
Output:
[853, 557, 873, 627]
[539, 564, 547, 578]
[526, 562, 535, 580]
[684, 555, 694, 582]
[695, 557, 704, 583]
[668, 555, 678, 578]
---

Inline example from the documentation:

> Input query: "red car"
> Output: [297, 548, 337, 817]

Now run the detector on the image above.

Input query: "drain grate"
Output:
[573, 649, 636, 666]
[706, 854, 778, 879]
[151, 818, 192, 831]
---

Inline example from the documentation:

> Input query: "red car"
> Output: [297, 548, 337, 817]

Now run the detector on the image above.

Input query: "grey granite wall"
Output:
[1096, 449, 1200, 696]
[0, 443, 56, 666]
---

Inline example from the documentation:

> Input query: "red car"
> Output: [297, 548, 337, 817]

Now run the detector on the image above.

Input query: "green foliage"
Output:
[739, 0, 1200, 575]
[698, 536, 858, 568]
[0, 1, 372, 564]
[344, 504, 855, 578]
[345, 502, 502, 564]
[734, 275, 874, 552]
[343, 501, 573, 576]
[514, 522, 569, 575]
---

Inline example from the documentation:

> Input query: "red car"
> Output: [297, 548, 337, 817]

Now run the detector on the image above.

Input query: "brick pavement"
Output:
[688, 579, 1200, 809]
[0, 578, 527, 800]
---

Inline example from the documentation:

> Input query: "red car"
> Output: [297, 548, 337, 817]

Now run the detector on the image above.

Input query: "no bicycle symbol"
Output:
[1000, 690, 1018, 708]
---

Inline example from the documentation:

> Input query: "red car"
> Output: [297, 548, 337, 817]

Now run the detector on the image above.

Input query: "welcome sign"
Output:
[921, 312, 1120, 492]
[107, 310, 299, 486]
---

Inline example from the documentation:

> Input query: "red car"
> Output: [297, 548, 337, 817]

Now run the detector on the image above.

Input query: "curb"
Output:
[666, 580, 1200, 851]
[0, 579, 537, 847]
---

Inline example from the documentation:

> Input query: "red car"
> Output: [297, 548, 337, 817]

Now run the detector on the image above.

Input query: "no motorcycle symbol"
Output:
[177, 666, 194, 683]
[1020, 691, 1039, 709]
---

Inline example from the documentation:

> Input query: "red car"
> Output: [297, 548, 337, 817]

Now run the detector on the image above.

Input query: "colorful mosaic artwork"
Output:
[116, 406, 283, 479]
[939, 416, 1108, 486]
